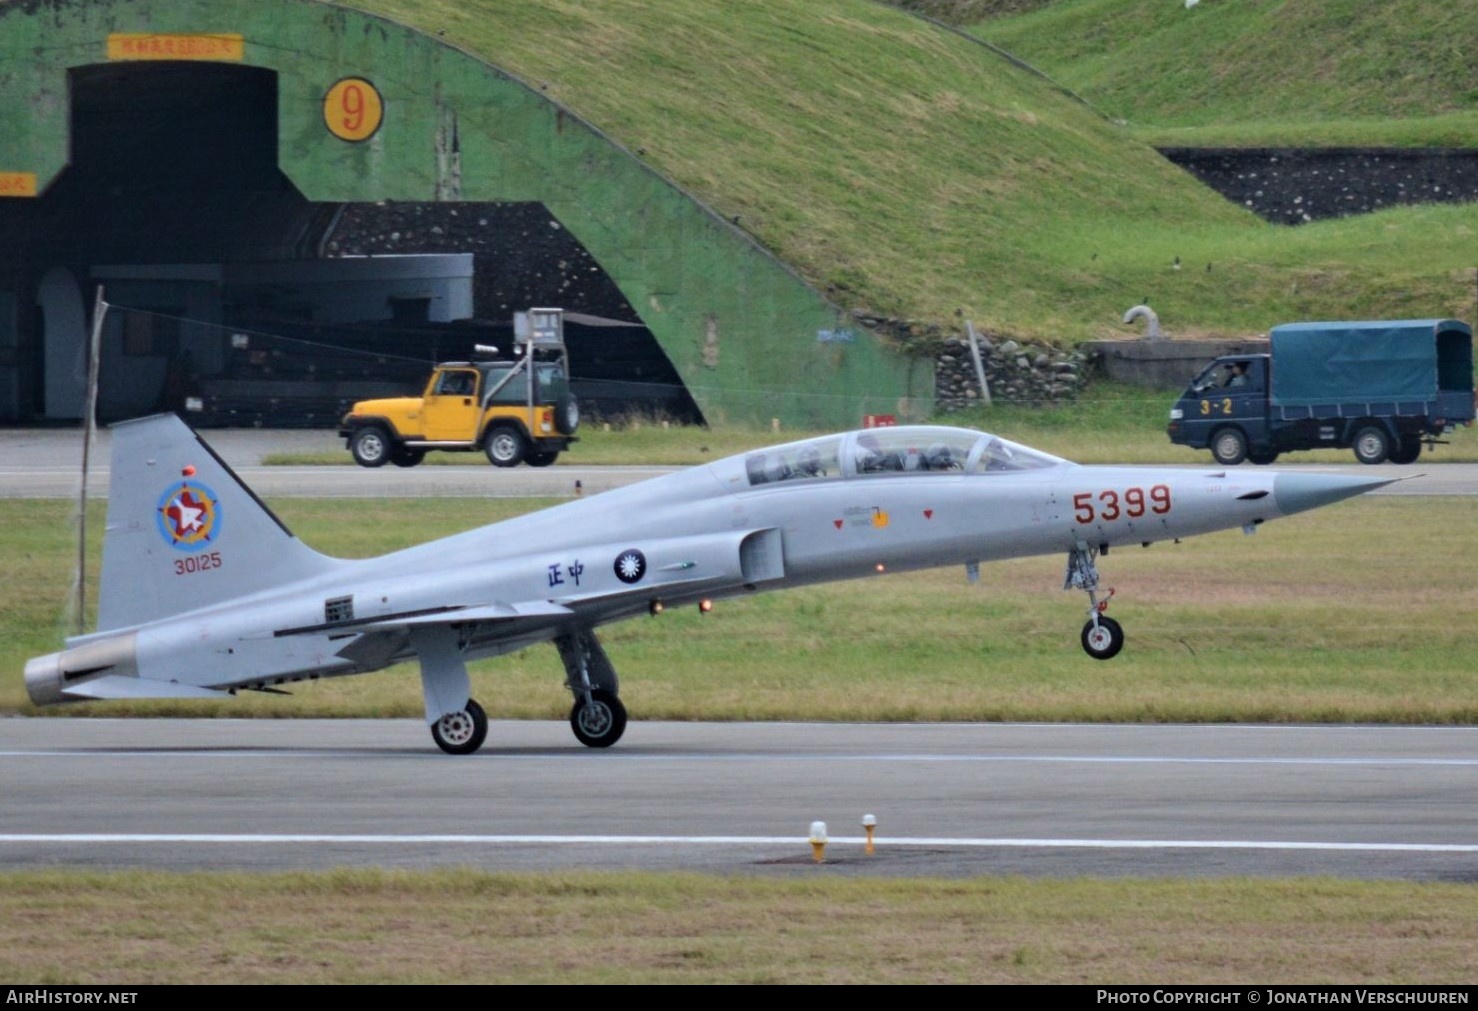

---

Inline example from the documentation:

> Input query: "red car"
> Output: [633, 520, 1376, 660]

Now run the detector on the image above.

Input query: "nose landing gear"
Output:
[1066, 544, 1125, 660]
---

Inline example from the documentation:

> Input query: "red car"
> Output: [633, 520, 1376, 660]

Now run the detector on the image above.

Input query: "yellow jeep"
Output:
[340, 341, 579, 468]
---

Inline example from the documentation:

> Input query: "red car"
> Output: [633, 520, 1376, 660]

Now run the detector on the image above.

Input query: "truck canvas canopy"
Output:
[1269, 319, 1474, 409]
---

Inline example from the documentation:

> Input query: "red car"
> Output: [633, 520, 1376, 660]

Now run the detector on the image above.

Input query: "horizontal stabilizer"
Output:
[61, 675, 228, 701]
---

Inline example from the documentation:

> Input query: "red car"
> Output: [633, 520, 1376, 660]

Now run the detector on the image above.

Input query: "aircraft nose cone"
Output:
[1273, 472, 1395, 516]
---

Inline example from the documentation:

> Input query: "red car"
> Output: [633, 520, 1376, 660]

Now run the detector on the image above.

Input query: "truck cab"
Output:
[340, 308, 580, 468]
[1169, 355, 1275, 465]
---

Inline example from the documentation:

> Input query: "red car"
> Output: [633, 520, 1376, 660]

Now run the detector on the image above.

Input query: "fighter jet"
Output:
[25, 414, 1390, 754]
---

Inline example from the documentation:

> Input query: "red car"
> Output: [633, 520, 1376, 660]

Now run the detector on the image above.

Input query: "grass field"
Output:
[2, 871, 1475, 984]
[970, 0, 1478, 148]
[342, 0, 1478, 342]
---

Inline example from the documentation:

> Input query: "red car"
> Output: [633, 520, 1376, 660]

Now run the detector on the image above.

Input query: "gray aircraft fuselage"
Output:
[25, 418, 1387, 753]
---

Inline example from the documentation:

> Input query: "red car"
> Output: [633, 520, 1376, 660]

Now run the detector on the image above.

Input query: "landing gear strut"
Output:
[555, 630, 628, 748]
[1065, 543, 1124, 660]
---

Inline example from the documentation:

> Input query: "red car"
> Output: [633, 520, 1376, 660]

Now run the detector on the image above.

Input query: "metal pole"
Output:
[965, 319, 992, 408]
[75, 287, 107, 636]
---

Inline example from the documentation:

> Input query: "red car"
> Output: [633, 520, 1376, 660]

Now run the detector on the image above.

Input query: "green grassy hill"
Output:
[967, 0, 1478, 147]
[349, 0, 1476, 343]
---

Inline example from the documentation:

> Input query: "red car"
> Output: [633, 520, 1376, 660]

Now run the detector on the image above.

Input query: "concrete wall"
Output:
[1081, 338, 1270, 390]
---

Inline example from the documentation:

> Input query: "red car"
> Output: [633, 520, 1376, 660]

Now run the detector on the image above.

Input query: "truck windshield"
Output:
[1190, 363, 1223, 393]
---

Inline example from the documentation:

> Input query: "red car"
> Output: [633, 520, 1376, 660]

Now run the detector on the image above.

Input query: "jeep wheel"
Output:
[350, 427, 391, 468]
[554, 394, 580, 436]
[485, 426, 527, 467]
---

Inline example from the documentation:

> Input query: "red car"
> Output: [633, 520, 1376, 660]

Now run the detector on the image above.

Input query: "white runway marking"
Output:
[3, 750, 1476, 766]
[2, 834, 1475, 853]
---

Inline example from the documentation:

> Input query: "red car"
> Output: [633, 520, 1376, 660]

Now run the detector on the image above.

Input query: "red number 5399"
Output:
[1073, 485, 1171, 524]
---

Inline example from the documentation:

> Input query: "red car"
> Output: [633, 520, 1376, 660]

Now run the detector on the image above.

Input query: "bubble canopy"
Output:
[740, 426, 1068, 487]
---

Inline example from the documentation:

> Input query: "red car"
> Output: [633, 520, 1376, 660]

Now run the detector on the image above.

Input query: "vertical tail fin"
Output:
[96, 414, 341, 631]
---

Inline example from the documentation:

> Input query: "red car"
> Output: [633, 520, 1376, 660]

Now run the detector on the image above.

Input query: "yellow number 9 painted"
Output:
[324, 78, 384, 142]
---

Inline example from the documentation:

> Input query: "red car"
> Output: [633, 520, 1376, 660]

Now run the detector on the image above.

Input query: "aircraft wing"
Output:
[58, 675, 230, 701]
[273, 600, 574, 638]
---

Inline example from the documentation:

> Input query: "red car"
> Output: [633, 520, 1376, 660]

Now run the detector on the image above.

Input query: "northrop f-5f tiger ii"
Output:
[26, 414, 1390, 753]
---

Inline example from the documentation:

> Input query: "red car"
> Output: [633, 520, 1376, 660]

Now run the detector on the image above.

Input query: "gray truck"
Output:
[1167, 318, 1474, 465]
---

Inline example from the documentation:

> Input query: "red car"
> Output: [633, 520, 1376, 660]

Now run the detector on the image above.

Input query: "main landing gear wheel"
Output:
[570, 689, 627, 748]
[431, 698, 488, 755]
[1081, 615, 1125, 660]
[391, 447, 426, 468]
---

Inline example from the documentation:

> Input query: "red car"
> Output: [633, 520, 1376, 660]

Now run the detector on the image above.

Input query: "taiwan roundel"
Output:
[155, 481, 222, 553]
[613, 548, 647, 584]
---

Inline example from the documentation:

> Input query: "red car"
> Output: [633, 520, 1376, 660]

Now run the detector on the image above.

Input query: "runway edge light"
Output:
[809, 821, 828, 863]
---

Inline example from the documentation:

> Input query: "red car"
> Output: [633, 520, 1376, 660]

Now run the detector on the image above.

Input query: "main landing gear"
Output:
[1065, 543, 1124, 661]
[431, 699, 488, 755]
[416, 627, 630, 754]
[555, 630, 628, 748]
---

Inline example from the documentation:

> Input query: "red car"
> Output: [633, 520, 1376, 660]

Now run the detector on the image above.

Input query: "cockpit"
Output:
[740, 426, 1066, 487]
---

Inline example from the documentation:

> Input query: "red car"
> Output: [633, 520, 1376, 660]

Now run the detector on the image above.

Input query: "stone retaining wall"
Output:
[1159, 148, 1478, 226]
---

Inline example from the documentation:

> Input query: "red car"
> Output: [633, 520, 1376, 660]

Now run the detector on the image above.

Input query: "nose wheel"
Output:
[1081, 614, 1124, 660]
[1066, 544, 1125, 660]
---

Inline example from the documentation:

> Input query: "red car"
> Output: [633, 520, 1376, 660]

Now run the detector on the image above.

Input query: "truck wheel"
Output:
[350, 427, 391, 468]
[1389, 438, 1422, 465]
[554, 394, 580, 436]
[485, 426, 527, 467]
[1210, 427, 1248, 466]
[1352, 426, 1390, 465]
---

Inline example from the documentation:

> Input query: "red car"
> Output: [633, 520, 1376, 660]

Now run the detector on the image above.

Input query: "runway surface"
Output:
[4, 718, 1475, 880]
[2, 426, 1475, 497]
[5, 428, 1475, 882]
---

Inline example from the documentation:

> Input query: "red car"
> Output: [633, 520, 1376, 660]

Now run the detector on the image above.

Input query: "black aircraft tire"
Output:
[391, 447, 426, 468]
[570, 689, 627, 748]
[524, 450, 559, 467]
[430, 698, 488, 755]
[1081, 616, 1125, 661]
